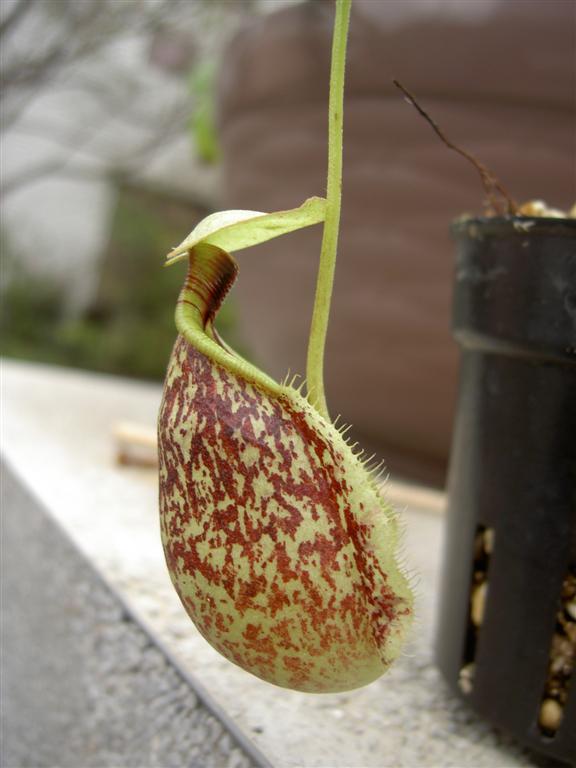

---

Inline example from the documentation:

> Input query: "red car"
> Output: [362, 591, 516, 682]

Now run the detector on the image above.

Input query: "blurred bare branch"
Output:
[0, 0, 34, 39]
[1, 0, 186, 125]
[1, 161, 107, 198]
[1, 0, 186, 92]
[0, 0, 251, 197]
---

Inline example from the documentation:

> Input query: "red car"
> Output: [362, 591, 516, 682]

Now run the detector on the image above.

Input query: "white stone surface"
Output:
[1, 359, 537, 767]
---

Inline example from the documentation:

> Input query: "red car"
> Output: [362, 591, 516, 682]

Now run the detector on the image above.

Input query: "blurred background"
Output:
[1, 0, 574, 487]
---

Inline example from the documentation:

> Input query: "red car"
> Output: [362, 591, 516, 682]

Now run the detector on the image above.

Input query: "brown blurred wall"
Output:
[217, 0, 575, 486]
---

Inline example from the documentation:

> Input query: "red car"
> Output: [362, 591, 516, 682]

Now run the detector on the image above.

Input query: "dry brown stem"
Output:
[393, 79, 518, 216]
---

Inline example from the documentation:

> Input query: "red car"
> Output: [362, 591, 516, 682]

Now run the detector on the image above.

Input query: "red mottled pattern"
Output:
[158, 335, 411, 692]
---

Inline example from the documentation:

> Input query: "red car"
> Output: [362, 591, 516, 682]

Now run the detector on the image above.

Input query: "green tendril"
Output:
[305, 0, 351, 420]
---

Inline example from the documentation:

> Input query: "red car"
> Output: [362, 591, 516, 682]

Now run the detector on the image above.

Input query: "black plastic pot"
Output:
[436, 217, 576, 763]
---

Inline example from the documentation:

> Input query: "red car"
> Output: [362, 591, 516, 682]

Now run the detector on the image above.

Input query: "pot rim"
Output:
[451, 215, 576, 240]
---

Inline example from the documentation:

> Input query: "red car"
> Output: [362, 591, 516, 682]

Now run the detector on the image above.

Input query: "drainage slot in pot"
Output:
[458, 525, 495, 694]
[537, 564, 576, 738]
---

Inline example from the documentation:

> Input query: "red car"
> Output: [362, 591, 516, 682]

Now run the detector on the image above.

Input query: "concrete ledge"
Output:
[1, 459, 269, 768]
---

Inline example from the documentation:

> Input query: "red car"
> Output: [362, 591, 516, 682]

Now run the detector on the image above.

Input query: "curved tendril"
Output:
[305, 0, 352, 420]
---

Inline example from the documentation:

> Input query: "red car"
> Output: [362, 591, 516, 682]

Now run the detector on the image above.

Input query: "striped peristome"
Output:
[158, 202, 414, 693]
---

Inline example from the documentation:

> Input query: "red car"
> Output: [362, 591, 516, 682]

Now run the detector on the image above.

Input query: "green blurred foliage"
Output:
[189, 59, 221, 165]
[1, 185, 247, 380]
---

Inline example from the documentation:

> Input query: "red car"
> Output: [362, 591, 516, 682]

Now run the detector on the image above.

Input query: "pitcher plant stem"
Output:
[305, 0, 351, 420]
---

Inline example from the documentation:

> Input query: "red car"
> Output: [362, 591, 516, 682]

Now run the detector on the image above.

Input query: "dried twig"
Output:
[393, 79, 517, 216]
